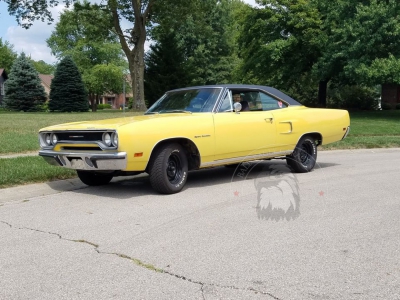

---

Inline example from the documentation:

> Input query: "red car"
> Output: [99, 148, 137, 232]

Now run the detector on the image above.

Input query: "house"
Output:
[0, 68, 8, 106]
[38, 74, 54, 100]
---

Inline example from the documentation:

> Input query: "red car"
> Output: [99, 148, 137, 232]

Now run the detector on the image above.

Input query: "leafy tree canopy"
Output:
[0, 38, 17, 71]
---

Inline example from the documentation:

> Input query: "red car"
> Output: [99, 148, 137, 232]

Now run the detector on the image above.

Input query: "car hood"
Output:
[39, 113, 199, 131]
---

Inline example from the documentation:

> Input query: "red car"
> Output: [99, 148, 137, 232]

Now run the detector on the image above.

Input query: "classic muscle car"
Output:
[39, 85, 350, 194]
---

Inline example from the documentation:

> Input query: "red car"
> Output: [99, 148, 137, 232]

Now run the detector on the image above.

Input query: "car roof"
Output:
[169, 84, 302, 106]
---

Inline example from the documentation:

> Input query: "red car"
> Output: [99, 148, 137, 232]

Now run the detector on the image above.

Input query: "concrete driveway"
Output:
[1, 148, 399, 300]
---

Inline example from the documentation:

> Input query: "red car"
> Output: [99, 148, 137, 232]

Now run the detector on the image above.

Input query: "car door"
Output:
[212, 90, 277, 162]
[258, 92, 298, 152]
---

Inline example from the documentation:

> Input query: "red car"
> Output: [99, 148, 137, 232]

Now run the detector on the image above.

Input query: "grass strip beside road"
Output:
[0, 156, 76, 188]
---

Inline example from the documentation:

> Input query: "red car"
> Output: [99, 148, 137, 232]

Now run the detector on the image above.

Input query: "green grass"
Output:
[0, 156, 76, 188]
[321, 110, 400, 149]
[0, 110, 139, 154]
[0, 109, 399, 189]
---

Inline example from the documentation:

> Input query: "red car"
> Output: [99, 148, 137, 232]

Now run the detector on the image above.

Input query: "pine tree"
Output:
[4, 52, 47, 112]
[49, 57, 88, 112]
[144, 32, 189, 107]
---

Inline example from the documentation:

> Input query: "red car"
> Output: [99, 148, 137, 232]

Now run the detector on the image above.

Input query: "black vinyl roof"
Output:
[171, 84, 302, 106]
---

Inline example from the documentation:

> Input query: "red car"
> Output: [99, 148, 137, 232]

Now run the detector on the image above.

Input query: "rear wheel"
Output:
[149, 143, 188, 194]
[77, 171, 113, 186]
[286, 136, 317, 173]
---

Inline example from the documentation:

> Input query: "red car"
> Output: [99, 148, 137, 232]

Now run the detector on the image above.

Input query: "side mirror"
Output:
[233, 102, 242, 113]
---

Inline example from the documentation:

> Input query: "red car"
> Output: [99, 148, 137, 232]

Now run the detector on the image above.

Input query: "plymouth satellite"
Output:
[39, 85, 350, 194]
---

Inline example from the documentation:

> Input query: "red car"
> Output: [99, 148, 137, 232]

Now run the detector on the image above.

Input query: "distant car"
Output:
[39, 84, 350, 194]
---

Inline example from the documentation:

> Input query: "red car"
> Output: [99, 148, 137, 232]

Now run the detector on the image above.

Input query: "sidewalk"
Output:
[0, 151, 38, 159]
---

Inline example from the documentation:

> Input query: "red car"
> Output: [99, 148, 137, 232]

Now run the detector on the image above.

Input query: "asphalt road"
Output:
[1, 148, 399, 300]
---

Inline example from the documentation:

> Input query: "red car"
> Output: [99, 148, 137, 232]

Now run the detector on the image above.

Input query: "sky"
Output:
[0, 0, 259, 65]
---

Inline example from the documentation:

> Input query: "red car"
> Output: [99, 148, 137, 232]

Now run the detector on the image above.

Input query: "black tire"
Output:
[148, 143, 188, 194]
[286, 136, 317, 173]
[77, 170, 113, 186]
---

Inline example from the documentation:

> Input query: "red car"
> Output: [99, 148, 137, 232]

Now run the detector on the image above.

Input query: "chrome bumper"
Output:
[39, 150, 127, 170]
[342, 126, 351, 140]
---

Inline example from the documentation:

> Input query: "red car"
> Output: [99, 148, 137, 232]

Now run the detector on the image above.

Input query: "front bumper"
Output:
[39, 150, 127, 170]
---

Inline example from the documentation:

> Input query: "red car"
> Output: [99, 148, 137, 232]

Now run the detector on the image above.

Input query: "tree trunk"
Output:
[318, 80, 328, 108]
[130, 35, 147, 111]
[89, 92, 97, 112]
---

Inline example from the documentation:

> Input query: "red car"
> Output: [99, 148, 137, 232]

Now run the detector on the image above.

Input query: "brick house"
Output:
[0, 68, 8, 106]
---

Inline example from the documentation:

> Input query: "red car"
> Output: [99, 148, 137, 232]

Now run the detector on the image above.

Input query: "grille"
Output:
[57, 131, 104, 142]
[61, 146, 102, 151]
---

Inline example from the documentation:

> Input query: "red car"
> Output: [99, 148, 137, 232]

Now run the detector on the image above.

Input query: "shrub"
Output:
[97, 104, 112, 109]
[381, 102, 392, 110]
[327, 85, 379, 110]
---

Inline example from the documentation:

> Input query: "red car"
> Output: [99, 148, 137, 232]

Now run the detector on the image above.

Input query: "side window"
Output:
[218, 91, 233, 112]
[259, 92, 287, 110]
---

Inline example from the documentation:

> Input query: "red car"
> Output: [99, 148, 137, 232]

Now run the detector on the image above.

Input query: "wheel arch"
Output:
[146, 138, 201, 172]
[297, 132, 323, 146]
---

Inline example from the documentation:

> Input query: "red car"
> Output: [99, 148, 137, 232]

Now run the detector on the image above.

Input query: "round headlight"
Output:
[112, 132, 118, 147]
[103, 133, 112, 146]
[45, 133, 51, 146]
[51, 134, 58, 145]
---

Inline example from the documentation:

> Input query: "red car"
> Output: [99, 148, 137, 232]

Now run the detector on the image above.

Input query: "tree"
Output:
[239, 0, 325, 104]
[30, 59, 55, 75]
[0, 38, 17, 71]
[145, 0, 240, 106]
[49, 56, 88, 112]
[47, 1, 127, 111]
[144, 32, 188, 107]
[4, 53, 47, 111]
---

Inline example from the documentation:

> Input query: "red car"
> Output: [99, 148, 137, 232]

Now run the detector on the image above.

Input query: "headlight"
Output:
[112, 132, 118, 147]
[45, 133, 51, 146]
[103, 132, 112, 146]
[51, 134, 58, 145]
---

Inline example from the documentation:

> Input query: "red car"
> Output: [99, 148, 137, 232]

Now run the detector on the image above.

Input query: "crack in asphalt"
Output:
[1, 220, 282, 300]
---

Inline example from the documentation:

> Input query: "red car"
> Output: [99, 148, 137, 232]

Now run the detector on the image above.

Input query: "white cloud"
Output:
[6, 5, 67, 64]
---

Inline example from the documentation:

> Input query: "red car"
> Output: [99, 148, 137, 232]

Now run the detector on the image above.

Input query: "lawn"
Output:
[0, 110, 139, 154]
[321, 110, 400, 149]
[0, 109, 399, 188]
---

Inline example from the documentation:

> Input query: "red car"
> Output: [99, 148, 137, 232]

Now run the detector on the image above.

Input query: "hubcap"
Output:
[300, 142, 313, 165]
[167, 154, 182, 184]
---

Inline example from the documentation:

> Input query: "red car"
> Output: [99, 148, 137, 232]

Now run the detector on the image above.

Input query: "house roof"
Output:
[0, 68, 8, 79]
[39, 74, 54, 89]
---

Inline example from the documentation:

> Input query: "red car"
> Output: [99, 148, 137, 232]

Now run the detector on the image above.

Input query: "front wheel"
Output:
[148, 143, 188, 194]
[77, 171, 113, 186]
[286, 136, 317, 173]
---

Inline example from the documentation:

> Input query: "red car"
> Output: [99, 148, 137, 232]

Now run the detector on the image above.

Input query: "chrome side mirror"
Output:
[234, 102, 242, 113]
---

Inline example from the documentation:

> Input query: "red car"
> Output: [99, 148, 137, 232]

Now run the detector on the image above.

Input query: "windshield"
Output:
[145, 88, 222, 114]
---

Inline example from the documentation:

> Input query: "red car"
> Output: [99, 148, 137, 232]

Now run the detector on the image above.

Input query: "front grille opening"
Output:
[62, 146, 102, 151]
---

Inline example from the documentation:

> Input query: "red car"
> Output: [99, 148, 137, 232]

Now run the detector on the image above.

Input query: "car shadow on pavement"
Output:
[64, 160, 339, 198]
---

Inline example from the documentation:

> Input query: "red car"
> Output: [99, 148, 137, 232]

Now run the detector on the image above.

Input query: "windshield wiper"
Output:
[144, 111, 160, 115]
[159, 110, 192, 114]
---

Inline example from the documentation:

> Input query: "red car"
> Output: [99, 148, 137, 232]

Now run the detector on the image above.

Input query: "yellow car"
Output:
[39, 85, 350, 194]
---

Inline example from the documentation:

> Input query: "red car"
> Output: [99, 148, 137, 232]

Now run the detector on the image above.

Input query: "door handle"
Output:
[265, 117, 273, 124]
